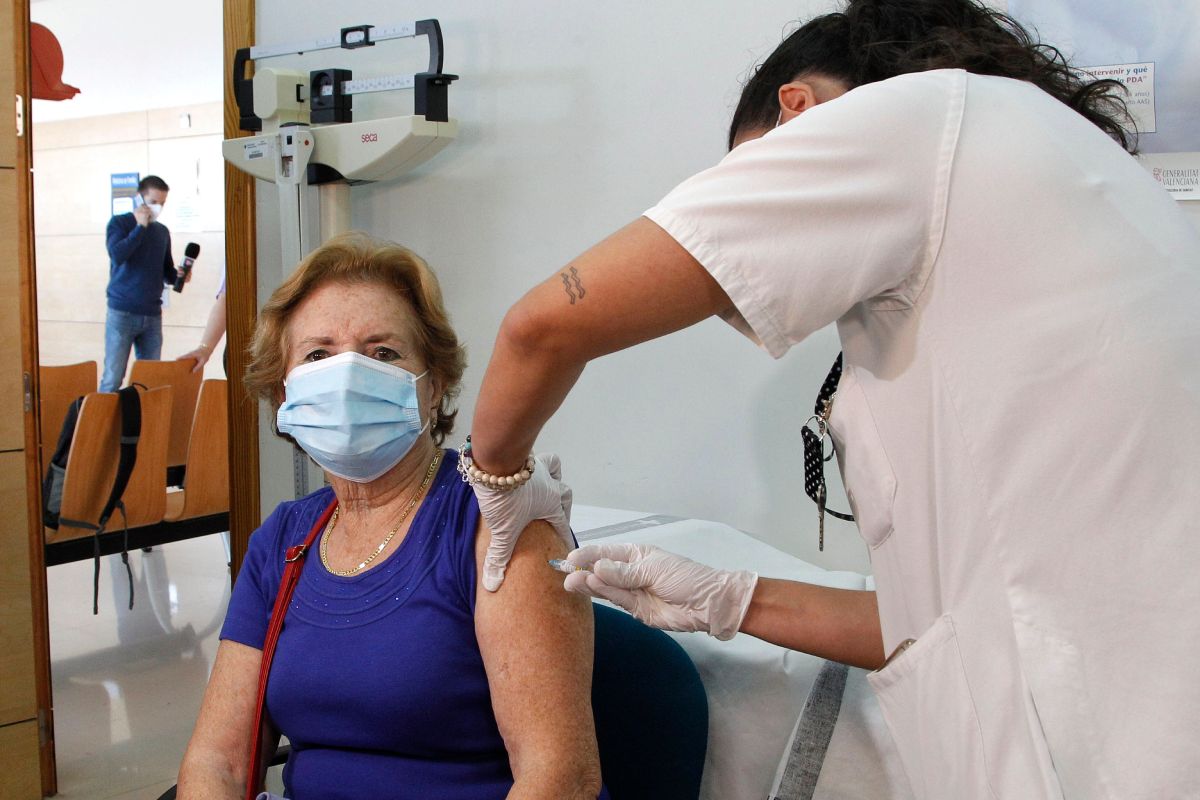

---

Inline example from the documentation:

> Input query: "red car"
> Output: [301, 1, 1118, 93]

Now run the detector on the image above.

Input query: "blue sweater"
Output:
[105, 213, 175, 316]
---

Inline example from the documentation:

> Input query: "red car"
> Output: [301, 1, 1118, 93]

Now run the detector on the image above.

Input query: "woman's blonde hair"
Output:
[245, 231, 466, 444]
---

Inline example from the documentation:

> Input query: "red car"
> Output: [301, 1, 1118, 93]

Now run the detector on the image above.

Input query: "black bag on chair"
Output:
[41, 394, 83, 529]
[42, 385, 143, 613]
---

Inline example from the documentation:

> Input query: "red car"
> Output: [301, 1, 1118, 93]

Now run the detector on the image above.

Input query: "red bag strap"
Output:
[244, 498, 337, 800]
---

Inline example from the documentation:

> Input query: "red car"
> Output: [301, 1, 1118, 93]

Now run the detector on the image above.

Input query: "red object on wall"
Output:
[31, 22, 80, 101]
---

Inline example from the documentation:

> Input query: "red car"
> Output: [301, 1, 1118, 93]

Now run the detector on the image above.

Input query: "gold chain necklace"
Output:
[320, 451, 443, 577]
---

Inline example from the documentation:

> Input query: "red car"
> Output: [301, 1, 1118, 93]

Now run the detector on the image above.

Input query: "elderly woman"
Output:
[177, 232, 608, 799]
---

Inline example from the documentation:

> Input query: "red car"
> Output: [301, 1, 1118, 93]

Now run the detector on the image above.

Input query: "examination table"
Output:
[571, 506, 914, 800]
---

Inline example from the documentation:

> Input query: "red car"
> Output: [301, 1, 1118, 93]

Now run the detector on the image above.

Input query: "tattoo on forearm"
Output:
[560, 266, 586, 304]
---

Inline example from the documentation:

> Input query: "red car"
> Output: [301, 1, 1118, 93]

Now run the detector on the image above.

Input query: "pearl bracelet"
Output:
[456, 437, 536, 491]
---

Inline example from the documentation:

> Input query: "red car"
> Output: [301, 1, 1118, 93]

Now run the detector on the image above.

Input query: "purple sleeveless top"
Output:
[221, 451, 606, 799]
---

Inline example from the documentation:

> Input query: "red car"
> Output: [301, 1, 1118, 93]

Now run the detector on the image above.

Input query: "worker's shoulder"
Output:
[844, 68, 967, 105]
[841, 68, 1048, 112]
[823, 68, 967, 134]
[803, 69, 968, 155]
[835, 69, 1063, 143]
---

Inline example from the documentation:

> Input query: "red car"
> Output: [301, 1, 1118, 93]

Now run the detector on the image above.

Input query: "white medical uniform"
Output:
[645, 69, 1200, 799]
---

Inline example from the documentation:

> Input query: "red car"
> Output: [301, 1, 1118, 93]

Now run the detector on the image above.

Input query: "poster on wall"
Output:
[167, 194, 203, 233]
[110, 171, 140, 215]
[1008, 0, 1200, 200]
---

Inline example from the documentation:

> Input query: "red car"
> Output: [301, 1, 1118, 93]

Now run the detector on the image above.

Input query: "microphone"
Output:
[173, 242, 201, 293]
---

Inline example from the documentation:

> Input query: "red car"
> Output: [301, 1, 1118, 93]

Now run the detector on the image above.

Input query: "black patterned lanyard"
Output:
[801, 353, 854, 551]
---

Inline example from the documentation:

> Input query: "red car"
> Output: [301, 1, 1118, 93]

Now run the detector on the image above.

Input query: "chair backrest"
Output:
[120, 385, 172, 529]
[38, 361, 97, 470]
[176, 379, 229, 519]
[47, 392, 119, 544]
[129, 359, 202, 468]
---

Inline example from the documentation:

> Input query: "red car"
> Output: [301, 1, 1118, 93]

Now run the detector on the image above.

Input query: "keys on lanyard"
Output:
[802, 354, 854, 551]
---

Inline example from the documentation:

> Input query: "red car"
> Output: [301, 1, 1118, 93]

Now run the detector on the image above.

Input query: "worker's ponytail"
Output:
[728, 0, 1135, 153]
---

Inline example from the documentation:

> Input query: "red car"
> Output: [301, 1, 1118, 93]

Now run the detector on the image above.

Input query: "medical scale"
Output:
[222, 19, 459, 498]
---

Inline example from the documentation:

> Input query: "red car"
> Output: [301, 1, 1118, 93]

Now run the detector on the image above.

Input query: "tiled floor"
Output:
[47, 533, 231, 800]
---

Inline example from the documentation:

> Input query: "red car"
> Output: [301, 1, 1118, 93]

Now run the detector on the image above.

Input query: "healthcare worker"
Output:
[462, 0, 1200, 797]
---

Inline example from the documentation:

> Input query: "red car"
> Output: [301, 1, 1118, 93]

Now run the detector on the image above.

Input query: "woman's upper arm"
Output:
[474, 518, 602, 793]
[179, 639, 267, 794]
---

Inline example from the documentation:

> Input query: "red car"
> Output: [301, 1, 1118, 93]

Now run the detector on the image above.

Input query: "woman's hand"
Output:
[474, 453, 573, 592]
[564, 543, 757, 640]
[177, 345, 211, 373]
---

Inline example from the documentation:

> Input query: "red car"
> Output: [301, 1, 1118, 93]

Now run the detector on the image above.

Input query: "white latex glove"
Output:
[563, 542, 757, 641]
[473, 453, 573, 592]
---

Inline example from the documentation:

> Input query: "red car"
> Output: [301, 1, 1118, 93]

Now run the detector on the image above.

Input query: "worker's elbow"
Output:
[498, 296, 571, 364]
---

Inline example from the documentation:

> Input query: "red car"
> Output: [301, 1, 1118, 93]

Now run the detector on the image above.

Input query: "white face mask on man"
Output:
[140, 194, 163, 220]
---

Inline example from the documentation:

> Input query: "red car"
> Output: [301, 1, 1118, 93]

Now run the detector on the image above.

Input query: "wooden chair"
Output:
[129, 359, 202, 471]
[38, 361, 97, 470]
[44, 392, 119, 545]
[165, 379, 229, 521]
[120, 385, 172, 529]
[43, 383, 230, 569]
[43, 386, 173, 543]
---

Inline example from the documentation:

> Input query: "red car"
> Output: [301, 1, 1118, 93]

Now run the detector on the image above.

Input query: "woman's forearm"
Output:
[199, 292, 228, 351]
[740, 579, 885, 670]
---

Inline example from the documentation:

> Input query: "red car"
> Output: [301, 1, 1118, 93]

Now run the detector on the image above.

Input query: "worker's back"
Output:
[838, 69, 1200, 799]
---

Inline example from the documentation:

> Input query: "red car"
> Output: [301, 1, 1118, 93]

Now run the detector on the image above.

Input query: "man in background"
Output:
[100, 174, 188, 391]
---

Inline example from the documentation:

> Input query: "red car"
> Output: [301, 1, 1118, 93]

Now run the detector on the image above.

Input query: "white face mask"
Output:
[141, 195, 163, 220]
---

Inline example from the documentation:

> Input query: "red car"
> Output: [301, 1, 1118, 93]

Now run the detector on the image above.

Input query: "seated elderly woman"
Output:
[178, 233, 617, 799]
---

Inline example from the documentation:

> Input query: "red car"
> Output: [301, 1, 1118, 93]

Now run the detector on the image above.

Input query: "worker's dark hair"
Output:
[728, 0, 1135, 152]
[138, 175, 170, 193]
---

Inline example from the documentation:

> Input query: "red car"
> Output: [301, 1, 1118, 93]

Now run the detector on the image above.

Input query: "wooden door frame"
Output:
[224, 0, 258, 577]
[15, 0, 56, 793]
[17, 2, 260, 793]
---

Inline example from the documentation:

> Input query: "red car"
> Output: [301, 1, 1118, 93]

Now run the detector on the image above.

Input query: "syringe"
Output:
[548, 559, 590, 574]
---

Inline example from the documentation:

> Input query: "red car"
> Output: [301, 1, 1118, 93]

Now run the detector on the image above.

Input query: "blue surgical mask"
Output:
[277, 351, 429, 483]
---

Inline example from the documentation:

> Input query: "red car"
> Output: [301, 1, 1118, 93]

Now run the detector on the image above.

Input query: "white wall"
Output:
[252, 0, 868, 572]
[30, 0, 222, 122]
[253, 1, 1200, 574]
[28, 1, 227, 387]
[33, 103, 228, 383]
